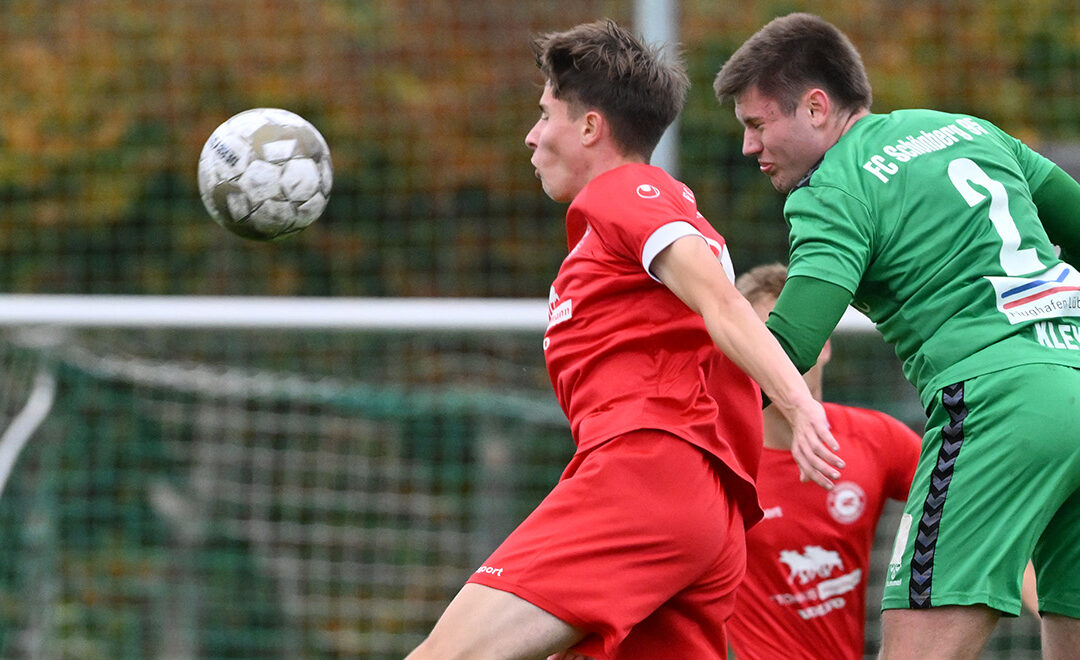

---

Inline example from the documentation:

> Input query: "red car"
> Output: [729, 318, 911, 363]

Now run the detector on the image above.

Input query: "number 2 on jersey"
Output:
[947, 158, 1045, 276]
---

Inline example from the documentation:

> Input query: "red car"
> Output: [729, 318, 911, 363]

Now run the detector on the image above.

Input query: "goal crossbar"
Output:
[0, 295, 875, 332]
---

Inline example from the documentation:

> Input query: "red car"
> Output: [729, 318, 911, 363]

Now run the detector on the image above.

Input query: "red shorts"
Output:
[466, 429, 747, 659]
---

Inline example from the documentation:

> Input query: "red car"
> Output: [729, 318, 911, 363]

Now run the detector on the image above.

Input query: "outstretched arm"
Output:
[651, 236, 844, 488]
[765, 274, 854, 485]
[1032, 164, 1080, 267]
[765, 275, 852, 376]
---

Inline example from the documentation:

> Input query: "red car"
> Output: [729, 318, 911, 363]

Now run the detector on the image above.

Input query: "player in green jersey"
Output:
[714, 12, 1080, 660]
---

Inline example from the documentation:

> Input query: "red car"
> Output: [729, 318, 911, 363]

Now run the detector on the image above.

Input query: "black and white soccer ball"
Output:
[197, 108, 333, 241]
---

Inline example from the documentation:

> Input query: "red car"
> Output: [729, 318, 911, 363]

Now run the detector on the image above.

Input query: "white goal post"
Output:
[0, 295, 876, 332]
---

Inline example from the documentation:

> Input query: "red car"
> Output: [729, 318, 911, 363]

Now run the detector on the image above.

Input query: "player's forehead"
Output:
[539, 81, 555, 105]
[540, 86, 588, 129]
[734, 86, 782, 123]
[539, 81, 565, 107]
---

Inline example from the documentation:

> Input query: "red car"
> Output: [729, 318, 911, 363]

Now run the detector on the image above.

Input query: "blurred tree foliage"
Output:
[0, 0, 1078, 295]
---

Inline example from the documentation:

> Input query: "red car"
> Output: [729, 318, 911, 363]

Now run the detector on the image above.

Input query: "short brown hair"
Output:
[735, 262, 788, 305]
[533, 19, 689, 160]
[713, 13, 871, 115]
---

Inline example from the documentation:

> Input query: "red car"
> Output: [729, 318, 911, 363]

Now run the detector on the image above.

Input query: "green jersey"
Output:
[784, 109, 1080, 407]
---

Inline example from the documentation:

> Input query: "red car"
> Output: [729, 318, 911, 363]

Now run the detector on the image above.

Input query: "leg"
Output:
[883, 369, 1080, 625]
[1041, 614, 1080, 660]
[604, 453, 745, 660]
[879, 606, 999, 660]
[1028, 383, 1080, 659]
[406, 583, 584, 660]
[464, 432, 743, 659]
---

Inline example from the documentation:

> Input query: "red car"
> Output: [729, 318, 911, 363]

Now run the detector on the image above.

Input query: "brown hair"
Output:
[533, 19, 689, 160]
[735, 262, 788, 305]
[713, 13, 871, 115]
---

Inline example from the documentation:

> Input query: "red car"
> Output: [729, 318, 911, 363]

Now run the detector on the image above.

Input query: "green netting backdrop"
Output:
[0, 0, 1072, 656]
[0, 328, 571, 658]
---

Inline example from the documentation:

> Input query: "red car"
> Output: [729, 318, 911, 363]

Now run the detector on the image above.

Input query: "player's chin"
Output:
[770, 175, 795, 194]
[541, 180, 574, 203]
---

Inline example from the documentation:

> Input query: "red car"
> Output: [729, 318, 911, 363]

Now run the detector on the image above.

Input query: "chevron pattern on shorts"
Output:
[910, 381, 968, 609]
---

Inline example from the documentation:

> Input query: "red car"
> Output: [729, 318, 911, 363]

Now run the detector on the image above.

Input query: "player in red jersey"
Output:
[406, 20, 839, 660]
[728, 263, 922, 660]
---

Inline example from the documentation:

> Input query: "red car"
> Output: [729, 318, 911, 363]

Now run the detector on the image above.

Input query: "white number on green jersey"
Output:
[947, 157, 1045, 276]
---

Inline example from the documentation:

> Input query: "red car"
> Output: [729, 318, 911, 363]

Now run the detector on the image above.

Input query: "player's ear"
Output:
[581, 110, 604, 147]
[805, 88, 831, 127]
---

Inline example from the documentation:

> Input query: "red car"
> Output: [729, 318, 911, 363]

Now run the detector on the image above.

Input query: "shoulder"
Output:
[574, 163, 708, 239]
[578, 163, 687, 206]
[791, 110, 972, 202]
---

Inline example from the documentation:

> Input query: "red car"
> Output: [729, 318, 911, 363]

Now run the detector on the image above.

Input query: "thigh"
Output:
[468, 430, 745, 660]
[882, 364, 1080, 615]
[407, 583, 583, 660]
[1034, 484, 1080, 617]
[1041, 613, 1080, 660]
[879, 606, 999, 660]
[612, 502, 745, 660]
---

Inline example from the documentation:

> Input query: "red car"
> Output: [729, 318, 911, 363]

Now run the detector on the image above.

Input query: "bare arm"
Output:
[651, 236, 844, 488]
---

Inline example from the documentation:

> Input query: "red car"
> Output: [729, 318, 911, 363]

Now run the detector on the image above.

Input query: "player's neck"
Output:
[593, 141, 647, 172]
[838, 108, 869, 136]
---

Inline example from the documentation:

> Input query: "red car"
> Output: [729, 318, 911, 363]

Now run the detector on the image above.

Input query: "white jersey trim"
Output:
[642, 221, 734, 284]
[642, 221, 704, 282]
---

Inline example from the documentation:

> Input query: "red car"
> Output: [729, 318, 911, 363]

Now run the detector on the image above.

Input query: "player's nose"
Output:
[742, 129, 762, 156]
[525, 121, 541, 150]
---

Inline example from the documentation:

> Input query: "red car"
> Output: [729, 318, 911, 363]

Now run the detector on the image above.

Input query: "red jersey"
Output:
[542, 163, 764, 525]
[727, 403, 921, 660]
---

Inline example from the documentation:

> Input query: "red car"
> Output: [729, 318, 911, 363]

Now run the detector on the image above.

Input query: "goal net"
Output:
[0, 297, 569, 658]
[0, 297, 1040, 659]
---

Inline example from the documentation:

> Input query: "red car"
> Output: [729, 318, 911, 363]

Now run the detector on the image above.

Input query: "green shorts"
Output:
[882, 363, 1080, 617]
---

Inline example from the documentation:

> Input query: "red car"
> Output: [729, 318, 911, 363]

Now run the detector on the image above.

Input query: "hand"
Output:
[788, 399, 844, 489]
[548, 653, 595, 660]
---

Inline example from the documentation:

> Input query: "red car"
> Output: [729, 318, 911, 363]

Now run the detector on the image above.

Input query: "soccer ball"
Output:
[197, 108, 333, 241]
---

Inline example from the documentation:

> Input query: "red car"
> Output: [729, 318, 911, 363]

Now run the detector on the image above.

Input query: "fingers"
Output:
[792, 436, 845, 490]
[813, 415, 841, 454]
[812, 422, 845, 470]
[790, 403, 844, 489]
[823, 428, 841, 453]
